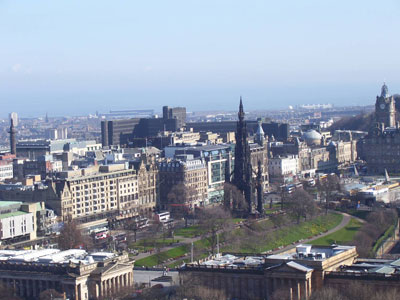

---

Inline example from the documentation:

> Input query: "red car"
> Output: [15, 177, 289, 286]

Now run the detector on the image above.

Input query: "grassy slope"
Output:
[310, 218, 362, 246]
[135, 213, 344, 267]
[135, 245, 189, 267]
[224, 213, 343, 253]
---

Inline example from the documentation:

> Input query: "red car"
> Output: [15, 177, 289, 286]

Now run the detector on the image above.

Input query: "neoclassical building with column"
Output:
[0, 249, 134, 300]
[179, 244, 358, 300]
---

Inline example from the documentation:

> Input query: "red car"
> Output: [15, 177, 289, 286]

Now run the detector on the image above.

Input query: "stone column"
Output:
[102, 281, 106, 297]
[33, 280, 38, 298]
[116, 276, 120, 291]
[297, 281, 301, 300]
[18, 280, 23, 297]
[74, 284, 79, 300]
[272, 278, 277, 293]
[26, 279, 31, 298]
[39, 280, 43, 296]
[304, 280, 309, 300]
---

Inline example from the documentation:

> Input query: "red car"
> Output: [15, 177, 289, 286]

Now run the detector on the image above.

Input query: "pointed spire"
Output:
[238, 96, 245, 121]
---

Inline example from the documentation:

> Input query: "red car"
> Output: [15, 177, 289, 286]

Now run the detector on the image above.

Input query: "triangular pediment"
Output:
[100, 262, 131, 276]
[268, 261, 312, 274]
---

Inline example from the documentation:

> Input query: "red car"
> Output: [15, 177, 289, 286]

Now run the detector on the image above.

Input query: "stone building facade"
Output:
[158, 155, 208, 212]
[0, 249, 134, 300]
[172, 144, 234, 204]
[375, 83, 396, 128]
[362, 122, 400, 174]
[131, 153, 159, 217]
[363, 84, 400, 174]
[180, 244, 357, 300]
[0, 162, 158, 225]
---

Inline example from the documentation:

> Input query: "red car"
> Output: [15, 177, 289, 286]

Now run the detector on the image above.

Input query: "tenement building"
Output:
[179, 244, 358, 300]
[362, 84, 400, 174]
[0, 163, 157, 226]
[158, 154, 208, 212]
[167, 144, 234, 204]
[130, 152, 159, 217]
[0, 249, 134, 300]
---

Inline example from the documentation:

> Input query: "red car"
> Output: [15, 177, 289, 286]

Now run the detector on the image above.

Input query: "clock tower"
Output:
[375, 83, 396, 128]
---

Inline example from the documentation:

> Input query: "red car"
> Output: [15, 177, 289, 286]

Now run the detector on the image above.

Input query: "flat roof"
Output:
[266, 244, 356, 261]
[0, 211, 29, 220]
[0, 249, 116, 265]
[198, 254, 265, 268]
[0, 201, 22, 207]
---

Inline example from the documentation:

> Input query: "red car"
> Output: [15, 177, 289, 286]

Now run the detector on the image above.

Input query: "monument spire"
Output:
[238, 96, 244, 121]
[232, 97, 253, 214]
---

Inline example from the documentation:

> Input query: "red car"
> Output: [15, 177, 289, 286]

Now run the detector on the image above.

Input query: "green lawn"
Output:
[224, 213, 343, 253]
[264, 203, 282, 214]
[135, 213, 344, 267]
[175, 219, 243, 238]
[135, 245, 189, 267]
[174, 225, 202, 238]
[310, 218, 362, 246]
[129, 238, 176, 252]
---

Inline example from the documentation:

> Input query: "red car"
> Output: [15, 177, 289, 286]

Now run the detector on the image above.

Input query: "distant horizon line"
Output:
[2, 103, 375, 120]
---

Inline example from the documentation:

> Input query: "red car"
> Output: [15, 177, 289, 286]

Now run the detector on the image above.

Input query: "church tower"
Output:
[375, 83, 396, 128]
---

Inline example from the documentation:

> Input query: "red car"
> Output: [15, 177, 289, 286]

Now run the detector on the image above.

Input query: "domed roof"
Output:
[302, 129, 321, 141]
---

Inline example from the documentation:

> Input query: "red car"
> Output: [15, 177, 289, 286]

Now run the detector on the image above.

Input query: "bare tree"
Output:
[168, 183, 198, 226]
[270, 213, 286, 229]
[352, 208, 398, 257]
[310, 282, 400, 300]
[286, 189, 316, 224]
[197, 206, 233, 254]
[39, 289, 64, 300]
[125, 218, 139, 243]
[309, 287, 347, 300]
[317, 174, 341, 214]
[176, 273, 228, 300]
[57, 216, 91, 250]
[0, 282, 22, 300]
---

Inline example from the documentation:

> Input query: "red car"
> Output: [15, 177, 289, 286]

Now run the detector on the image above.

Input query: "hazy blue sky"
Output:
[1, 0, 400, 117]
